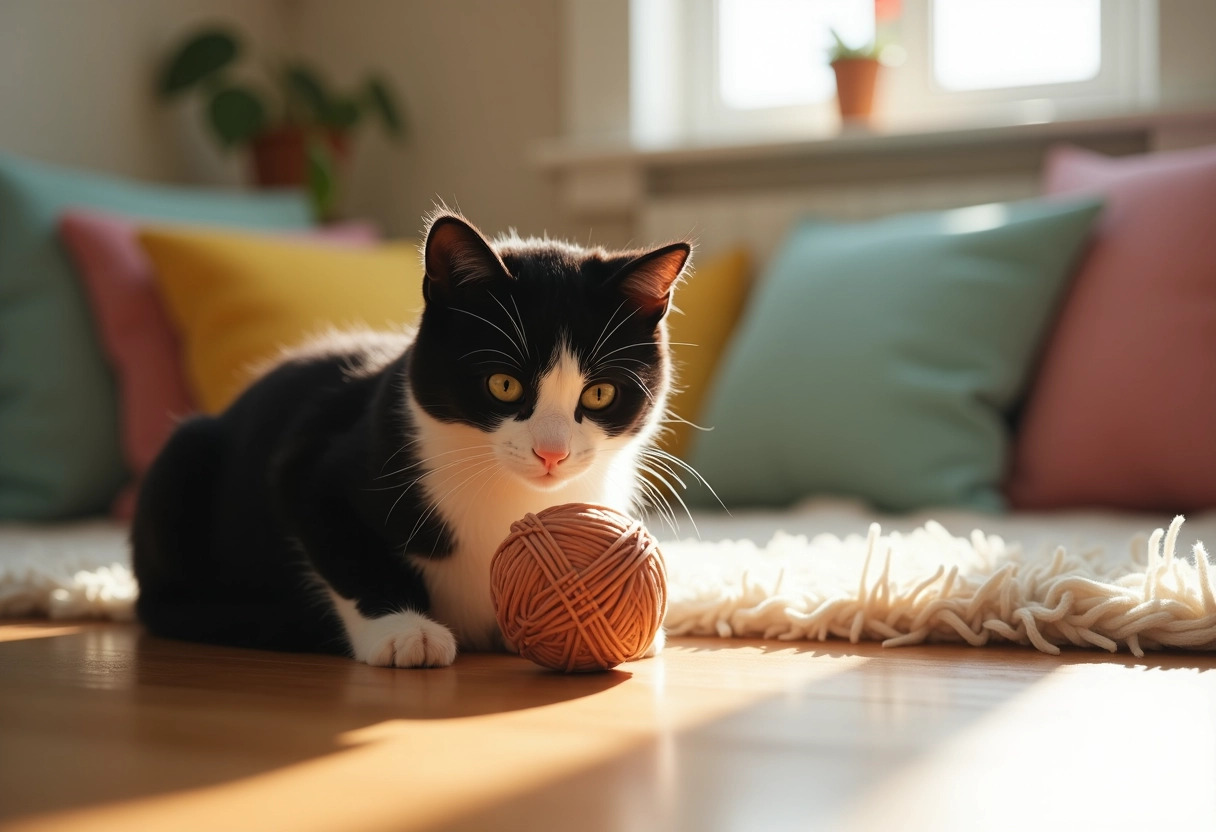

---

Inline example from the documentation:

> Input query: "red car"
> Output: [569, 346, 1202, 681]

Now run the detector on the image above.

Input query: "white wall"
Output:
[1158, 0, 1216, 106]
[2, 0, 1207, 241]
[0, 0, 287, 185]
[285, 0, 569, 240]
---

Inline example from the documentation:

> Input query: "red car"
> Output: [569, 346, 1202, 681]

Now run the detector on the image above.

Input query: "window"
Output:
[633, 0, 1157, 143]
[717, 0, 875, 109]
[932, 0, 1102, 92]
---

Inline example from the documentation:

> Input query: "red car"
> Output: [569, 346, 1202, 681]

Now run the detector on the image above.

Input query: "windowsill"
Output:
[535, 105, 1216, 170]
[534, 104, 1216, 219]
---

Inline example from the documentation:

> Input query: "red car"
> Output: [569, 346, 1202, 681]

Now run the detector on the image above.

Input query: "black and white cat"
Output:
[132, 212, 692, 668]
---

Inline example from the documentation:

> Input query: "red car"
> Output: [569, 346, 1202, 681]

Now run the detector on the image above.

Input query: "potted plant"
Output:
[157, 27, 406, 219]
[827, 29, 882, 123]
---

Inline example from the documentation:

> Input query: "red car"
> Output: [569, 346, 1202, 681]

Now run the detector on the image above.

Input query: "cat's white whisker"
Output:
[636, 471, 682, 538]
[404, 458, 499, 552]
[660, 409, 713, 432]
[489, 292, 530, 359]
[641, 455, 689, 491]
[378, 444, 494, 476]
[588, 299, 630, 366]
[644, 448, 730, 515]
[425, 465, 505, 559]
[584, 452, 678, 536]
[378, 434, 427, 472]
[402, 458, 494, 545]
[382, 452, 497, 519]
[593, 340, 698, 370]
[452, 306, 527, 362]
[591, 307, 639, 366]
[597, 356, 649, 367]
[594, 363, 657, 403]
[637, 460, 699, 538]
[460, 347, 522, 368]
[373, 453, 499, 498]
[509, 296, 529, 357]
[376, 445, 495, 480]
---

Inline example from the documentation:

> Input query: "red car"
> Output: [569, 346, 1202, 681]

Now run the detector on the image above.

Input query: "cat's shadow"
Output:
[2, 626, 635, 824]
[133, 632, 630, 721]
[330, 649, 632, 719]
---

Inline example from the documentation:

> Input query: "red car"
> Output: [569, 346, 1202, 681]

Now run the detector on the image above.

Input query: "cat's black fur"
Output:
[132, 213, 689, 657]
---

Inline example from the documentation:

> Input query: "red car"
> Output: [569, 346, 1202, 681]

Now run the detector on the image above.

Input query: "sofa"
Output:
[2, 143, 1215, 656]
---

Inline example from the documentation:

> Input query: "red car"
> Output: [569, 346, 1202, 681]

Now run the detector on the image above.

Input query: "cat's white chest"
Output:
[405, 488, 523, 651]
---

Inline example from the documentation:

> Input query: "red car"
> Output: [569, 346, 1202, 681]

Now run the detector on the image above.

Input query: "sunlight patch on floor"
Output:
[841, 661, 1216, 831]
[0, 623, 87, 643]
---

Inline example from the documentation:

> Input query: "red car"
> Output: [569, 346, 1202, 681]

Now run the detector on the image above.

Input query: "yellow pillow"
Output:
[140, 228, 425, 413]
[663, 247, 752, 459]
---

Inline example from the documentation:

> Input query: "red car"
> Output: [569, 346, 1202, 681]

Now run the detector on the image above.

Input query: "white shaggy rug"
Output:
[0, 521, 137, 621]
[3, 503, 1215, 657]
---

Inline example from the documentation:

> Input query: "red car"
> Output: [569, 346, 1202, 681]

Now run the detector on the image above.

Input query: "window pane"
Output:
[933, 0, 1101, 91]
[718, 0, 875, 110]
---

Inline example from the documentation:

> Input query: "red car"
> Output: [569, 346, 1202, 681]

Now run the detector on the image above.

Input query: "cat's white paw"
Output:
[368, 625, 457, 668]
[637, 626, 666, 659]
[352, 609, 458, 668]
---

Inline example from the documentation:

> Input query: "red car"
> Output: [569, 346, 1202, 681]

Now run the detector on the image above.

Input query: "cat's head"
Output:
[409, 212, 690, 493]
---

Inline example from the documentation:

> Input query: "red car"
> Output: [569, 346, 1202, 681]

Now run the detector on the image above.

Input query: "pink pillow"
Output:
[1007, 145, 1216, 511]
[58, 211, 379, 518]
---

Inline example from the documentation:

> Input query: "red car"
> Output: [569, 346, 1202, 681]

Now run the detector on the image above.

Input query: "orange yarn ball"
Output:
[490, 503, 667, 673]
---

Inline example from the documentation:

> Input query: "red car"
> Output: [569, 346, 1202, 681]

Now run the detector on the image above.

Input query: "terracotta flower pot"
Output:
[830, 58, 881, 122]
[249, 126, 351, 188]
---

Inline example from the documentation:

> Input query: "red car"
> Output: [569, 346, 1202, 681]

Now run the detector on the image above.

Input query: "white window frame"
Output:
[633, 0, 1159, 144]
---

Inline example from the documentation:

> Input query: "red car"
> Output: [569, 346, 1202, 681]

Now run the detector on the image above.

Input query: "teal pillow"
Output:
[0, 152, 313, 520]
[690, 197, 1102, 512]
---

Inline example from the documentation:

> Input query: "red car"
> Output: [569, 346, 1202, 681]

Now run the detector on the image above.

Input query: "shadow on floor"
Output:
[3, 625, 1212, 830]
[0, 622, 627, 822]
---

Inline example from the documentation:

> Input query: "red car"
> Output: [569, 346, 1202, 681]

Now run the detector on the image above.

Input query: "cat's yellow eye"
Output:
[580, 383, 617, 411]
[488, 373, 524, 403]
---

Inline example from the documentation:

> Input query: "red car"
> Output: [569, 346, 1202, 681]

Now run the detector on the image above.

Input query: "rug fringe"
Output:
[664, 515, 1216, 656]
[4, 516, 1215, 656]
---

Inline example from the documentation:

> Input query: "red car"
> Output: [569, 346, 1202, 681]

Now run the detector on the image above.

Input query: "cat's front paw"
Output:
[356, 610, 458, 668]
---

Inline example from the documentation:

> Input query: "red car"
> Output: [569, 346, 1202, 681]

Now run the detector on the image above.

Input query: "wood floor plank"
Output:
[1, 621, 1214, 831]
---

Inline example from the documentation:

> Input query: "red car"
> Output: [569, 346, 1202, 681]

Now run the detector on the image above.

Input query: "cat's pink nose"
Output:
[533, 447, 569, 472]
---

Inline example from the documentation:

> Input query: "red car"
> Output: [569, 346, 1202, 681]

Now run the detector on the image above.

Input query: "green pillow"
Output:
[690, 197, 1102, 512]
[0, 152, 313, 520]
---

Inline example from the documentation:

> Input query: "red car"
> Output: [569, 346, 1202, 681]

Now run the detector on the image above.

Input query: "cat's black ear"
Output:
[423, 213, 511, 300]
[608, 242, 691, 318]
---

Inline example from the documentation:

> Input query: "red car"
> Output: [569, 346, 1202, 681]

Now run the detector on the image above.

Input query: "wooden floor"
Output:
[2, 623, 1215, 832]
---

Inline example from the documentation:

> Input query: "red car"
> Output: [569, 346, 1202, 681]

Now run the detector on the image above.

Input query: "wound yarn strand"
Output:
[491, 504, 667, 672]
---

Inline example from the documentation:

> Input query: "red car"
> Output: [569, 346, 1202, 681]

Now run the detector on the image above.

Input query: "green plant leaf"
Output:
[327, 97, 362, 130]
[207, 85, 267, 148]
[365, 76, 405, 139]
[158, 29, 240, 98]
[306, 136, 339, 220]
[826, 27, 880, 62]
[283, 63, 331, 122]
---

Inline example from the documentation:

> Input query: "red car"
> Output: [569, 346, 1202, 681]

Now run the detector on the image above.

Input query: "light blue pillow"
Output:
[0, 152, 313, 520]
[690, 197, 1102, 512]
